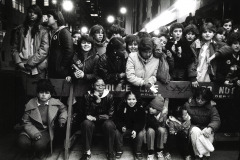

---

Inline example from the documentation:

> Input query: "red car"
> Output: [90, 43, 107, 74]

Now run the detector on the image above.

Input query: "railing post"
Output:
[64, 82, 74, 160]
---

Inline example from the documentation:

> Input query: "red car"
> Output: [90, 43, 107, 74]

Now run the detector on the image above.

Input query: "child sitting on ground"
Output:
[114, 91, 146, 160]
[17, 79, 67, 159]
[145, 95, 170, 160]
[166, 106, 192, 160]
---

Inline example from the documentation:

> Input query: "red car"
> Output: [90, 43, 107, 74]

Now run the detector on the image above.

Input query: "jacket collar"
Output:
[137, 52, 153, 64]
[88, 89, 110, 98]
[169, 113, 191, 125]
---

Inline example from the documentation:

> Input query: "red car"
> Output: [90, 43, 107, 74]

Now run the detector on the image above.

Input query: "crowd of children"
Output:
[12, 4, 240, 160]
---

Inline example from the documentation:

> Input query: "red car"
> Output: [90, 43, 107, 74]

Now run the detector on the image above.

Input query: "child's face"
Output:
[128, 41, 138, 53]
[231, 41, 240, 53]
[38, 91, 51, 103]
[93, 79, 105, 94]
[159, 36, 168, 47]
[185, 31, 196, 42]
[195, 95, 207, 106]
[149, 106, 158, 115]
[127, 94, 137, 107]
[215, 32, 225, 42]
[172, 28, 182, 41]
[182, 110, 188, 121]
[94, 29, 104, 42]
[202, 30, 214, 41]
[81, 40, 92, 52]
[223, 22, 232, 33]
[140, 49, 152, 60]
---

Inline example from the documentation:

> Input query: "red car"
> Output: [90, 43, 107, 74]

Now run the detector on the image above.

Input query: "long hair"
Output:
[89, 24, 106, 43]
[23, 5, 42, 37]
[77, 34, 96, 61]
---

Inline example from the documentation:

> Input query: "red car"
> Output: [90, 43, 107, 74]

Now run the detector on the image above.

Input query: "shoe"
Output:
[164, 152, 172, 160]
[147, 154, 154, 160]
[157, 151, 164, 160]
[115, 151, 123, 159]
[185, 155, 192, 160]
[107, 152, 115, 160]
[80, 153, 91, 160]
[135, 152, 143, 160]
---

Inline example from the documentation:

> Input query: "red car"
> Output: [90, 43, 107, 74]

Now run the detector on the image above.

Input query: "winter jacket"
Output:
[114, 102, 146, 134]
[184, 98, 221, 132]
[126, 52, 159, 86]
[11, 25, 49, 73]
[97, 52, 127, 84]
[166, 114, 191, 136]
[95, 41, 107, 56]
[83, 89, 115, 120]
[190, 39, 226, 82]
[48, 26, 74, 78]
[71, 49, 99, 81]
[21, 97, 67, 153]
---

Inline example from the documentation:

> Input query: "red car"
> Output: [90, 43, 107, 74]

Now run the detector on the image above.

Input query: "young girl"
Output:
[125, 34, 139, 54]
[166, 106, 192, 160]
[115, 91, 146, 160]
[80, 78, 116, 160]
[66, 35, 99, 82]
[17, 79, 67, 159]
[145, 95, 169, 160]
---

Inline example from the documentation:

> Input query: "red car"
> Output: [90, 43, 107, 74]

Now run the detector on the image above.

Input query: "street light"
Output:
[81, 26, 88, 35]
[107, 15, 115, 23]
[120, 7, 127, 14]
[62, 0, 73, 12]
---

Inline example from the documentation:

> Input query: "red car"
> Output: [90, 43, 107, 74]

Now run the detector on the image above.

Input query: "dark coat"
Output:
[184, 98, 221, 132]
[97, 52, 127, 84]
[71, 49, 99, 81]
[114, 102, 146, 134]
[83, 89, 115, 121]
[48, 26, 74, 78]
[145, 112, 166, 131]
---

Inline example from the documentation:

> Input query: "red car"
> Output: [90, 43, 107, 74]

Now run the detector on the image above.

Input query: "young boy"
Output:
[166, 23, 195, 81]
[146, 95, 170, 160]
[17, 79, 67, 159]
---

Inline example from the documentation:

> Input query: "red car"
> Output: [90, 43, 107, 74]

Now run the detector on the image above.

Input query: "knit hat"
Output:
[149, 95, 164, 111]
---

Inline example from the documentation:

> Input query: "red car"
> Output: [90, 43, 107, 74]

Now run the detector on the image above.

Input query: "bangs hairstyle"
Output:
[170, 23, 184, 35]
[124, 91, 138, 100]
[125, 35, 139, 53]
[227, 32, 240, 46]
[171, 105, 186, 118]
[36, 79, 55, 95]
[79, 34, 94, 46]
[89, 24, 106, 42]
[216, 27, 226, 34]
[138, 37, 154, 52]
[184, 24, 199, 36]
[24, 5, 42, 37]
[222, 18, 233, 26]
[193, 87, 213, 103]
[107, 24, 125, 38]
[201, 24, 216, 34]
[47, 10, 65, 26]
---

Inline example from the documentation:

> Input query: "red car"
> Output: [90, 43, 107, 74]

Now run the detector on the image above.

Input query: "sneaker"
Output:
[164, 152, 172, 160]
[185, 155, 192, 160]
[157, 151, 164, 160]
[107, 152, 115, 160]
[80, 153, 91, 160]
[135, 152, 143, 160]
[147, 154, 154, 160]
[115, 151, 123, 159]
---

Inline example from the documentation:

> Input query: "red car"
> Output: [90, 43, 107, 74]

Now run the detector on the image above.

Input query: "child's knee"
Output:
[147, 128, 155, 136]
[157, 127, 167, 134]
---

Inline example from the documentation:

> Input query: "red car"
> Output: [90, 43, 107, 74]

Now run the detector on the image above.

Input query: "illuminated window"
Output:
[12, 0, 24, 13]
[44, 0, 49, 6]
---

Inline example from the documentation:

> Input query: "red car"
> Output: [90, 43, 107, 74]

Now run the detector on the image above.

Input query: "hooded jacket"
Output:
[83, 89, 115, 120]
[48, 26, 74, 78]
[166, 114, 191, 135]
[21, 97, 67, 153]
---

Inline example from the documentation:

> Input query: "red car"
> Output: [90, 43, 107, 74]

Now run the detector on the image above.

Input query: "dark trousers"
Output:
[165, 132, 191, 156]
[17, 130, 50, 152]
[81, 119, 116, 153]
[115, 129, 145, 153]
